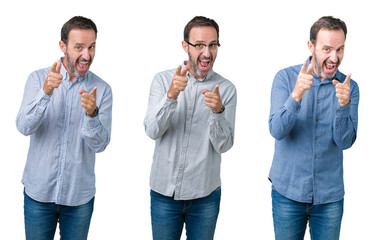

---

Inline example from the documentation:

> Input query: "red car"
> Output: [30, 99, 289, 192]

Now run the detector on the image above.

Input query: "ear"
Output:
[59, 41, 67, 54]
[182, 40, 188, 53]
[307, 40, 314, 54]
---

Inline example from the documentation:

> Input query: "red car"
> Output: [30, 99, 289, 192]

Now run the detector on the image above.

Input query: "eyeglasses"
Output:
[186, 41, 220, 52]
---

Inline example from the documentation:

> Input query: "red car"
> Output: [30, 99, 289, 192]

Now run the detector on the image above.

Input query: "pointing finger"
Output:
[90, 86, 97, 97]
[180, 65, 189, 76]
[50, 62, 58, 73]
[212, 84, 219, 95]
[79, 89, 87, 95]
[300, 61, 307, 74]
[175, 65, 182, 76]
[56, 60, 62, 73]
[344, 73, 351, 86]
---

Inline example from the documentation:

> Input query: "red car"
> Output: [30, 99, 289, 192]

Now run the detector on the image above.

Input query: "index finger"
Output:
[212, 84, 219, 95]
[306, 60, 314, 75]
[344, 73, 351, 86]
[174, 65, 182, 76]
[50, 60, 62, 73]
[89, 86, 97, 97]
[300, 61, 307, 74]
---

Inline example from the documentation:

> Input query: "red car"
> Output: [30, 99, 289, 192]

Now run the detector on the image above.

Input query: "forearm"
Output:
[333, 104, 358, 150]
[144, 96, 177, 140]
[16, 88, 51, 136]
[269, 95, 300, 140]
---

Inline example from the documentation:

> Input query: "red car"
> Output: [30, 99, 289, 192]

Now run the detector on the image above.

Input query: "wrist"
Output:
[86, 107, 99, 118]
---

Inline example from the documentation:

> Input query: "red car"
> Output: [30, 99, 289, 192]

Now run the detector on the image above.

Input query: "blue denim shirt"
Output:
[16, 57, 112, 206]
[268, 57, 359, 205]
[144, 62, 237, 200]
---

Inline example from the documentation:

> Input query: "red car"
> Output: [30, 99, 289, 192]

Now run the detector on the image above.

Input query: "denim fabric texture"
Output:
[151, 187, 221, 240]
[24, 190, 94, 240]
[272, 187, 343, 240]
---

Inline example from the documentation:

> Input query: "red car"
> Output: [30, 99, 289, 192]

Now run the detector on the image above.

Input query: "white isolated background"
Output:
[1, 0, 373, 239]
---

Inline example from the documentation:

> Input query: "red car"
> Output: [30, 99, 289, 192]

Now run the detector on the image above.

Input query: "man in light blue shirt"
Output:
[269, 16, 359, 240]
[16, 16, 112, 240]
[144, 16, 236, 240]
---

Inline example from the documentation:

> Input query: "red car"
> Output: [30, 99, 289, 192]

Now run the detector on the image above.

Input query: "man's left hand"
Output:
[79, 86, 97, 116]
[202, 84, 223, 113]
[333, 73, 351, 106]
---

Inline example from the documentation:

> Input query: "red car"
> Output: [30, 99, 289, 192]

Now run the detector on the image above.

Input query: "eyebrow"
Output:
[323, 44, 345, 49]
[193, 40, 218, 44]
[75, 42, 96, 46]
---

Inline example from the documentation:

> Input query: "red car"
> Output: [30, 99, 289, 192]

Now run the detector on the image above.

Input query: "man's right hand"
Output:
[43, 60, 63, 95]
[291, 61, 314, 102]
[167, 64, 189, 100]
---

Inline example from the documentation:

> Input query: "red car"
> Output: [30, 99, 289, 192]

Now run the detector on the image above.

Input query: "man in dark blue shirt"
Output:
[268, 16, 359, 240]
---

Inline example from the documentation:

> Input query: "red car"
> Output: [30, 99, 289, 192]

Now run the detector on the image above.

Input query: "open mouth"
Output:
[199, 58, 211, 71]
[323, 60, 338, 75]
[77, 59, 90, 73]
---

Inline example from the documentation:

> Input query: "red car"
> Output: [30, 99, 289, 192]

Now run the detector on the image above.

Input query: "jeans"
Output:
[24, 190, 94, 240]
[271, 187, 343, 240]
[151, 187, 221, 240]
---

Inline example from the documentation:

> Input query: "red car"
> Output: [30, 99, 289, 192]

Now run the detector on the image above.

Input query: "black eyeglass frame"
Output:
[185, 41, 221, 50]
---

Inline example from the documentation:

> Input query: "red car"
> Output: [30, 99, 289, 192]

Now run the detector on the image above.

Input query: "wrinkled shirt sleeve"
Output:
[16, 71, 51, 136]
[144, 73, 177, 140]
[333, 80, 359, 150]
[269, 70, 301, 140]
[208, 88, 237, 153]
[81, 86, 113, 153]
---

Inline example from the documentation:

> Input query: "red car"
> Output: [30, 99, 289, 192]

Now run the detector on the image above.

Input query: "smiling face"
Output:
[308, 28, 346, 80]
[60, 28, 96, 81]
[182, 26, 218, 79]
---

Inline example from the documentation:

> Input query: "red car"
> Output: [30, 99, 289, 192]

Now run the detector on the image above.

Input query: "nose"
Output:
[201, 46, 211, 57]
[329, 51, 338, 63]
[82, 48, 90, 60]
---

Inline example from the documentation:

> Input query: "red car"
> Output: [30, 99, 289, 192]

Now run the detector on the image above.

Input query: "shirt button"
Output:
[178, 170, 182, 174]
[337, 110, 341, 113]
[297, 107, 300, 111]
[314, 155, 317, 159]
[315, 118, 319, 123]
[290, 121, 294, 125]
[315, 137, 318, 140]
[317, 100, 320, 104]
[181, 152, 185, 155]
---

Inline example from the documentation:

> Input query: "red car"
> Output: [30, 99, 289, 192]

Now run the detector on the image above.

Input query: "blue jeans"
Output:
[24, 190, 94, 240]
[272, 187, 343, 240]
[151, 187, 221, 240]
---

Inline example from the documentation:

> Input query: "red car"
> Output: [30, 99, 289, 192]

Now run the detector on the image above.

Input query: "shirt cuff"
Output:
[284, 95, 301, 115]
[83, 114, 100, 129]
[209, 111, 225, 122]
[335, 102, 350, 118]
[36, 89, 51, 106]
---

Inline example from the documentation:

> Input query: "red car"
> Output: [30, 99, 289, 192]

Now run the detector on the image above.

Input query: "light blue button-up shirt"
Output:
[269, 56, 359, 205]
[16, 58, 112, 206]
[144, 62, 237, 200]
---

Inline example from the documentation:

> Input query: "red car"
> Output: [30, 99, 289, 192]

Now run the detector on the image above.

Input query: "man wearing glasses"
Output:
[144, 16, 237, 240]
